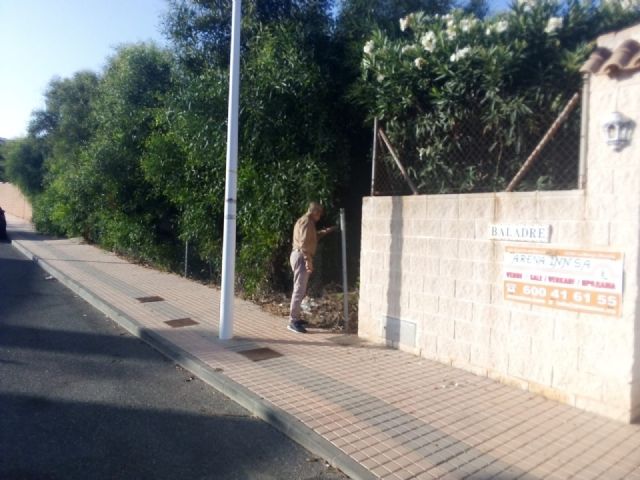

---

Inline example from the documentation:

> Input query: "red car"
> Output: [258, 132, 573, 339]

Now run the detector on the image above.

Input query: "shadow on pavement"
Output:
[0, 255, 39, 321]
[0, 392, 312, 480]
[0, 324, 164, 362]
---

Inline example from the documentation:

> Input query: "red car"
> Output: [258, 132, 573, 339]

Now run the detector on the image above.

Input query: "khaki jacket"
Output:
[292, 214, 329, 263]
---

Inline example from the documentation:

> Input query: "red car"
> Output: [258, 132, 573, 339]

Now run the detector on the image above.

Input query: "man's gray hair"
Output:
[307, 202, 324, 215]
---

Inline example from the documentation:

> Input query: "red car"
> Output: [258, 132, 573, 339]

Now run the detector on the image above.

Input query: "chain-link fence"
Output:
[371, 92, 583, 196]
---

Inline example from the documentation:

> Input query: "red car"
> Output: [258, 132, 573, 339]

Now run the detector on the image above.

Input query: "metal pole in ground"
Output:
[184, 240, 189, 278]
[371, 117, 378, 196]
[579, 73, 590, 190]
[219, 0, 242, 340]
[339, 209, 349, 333]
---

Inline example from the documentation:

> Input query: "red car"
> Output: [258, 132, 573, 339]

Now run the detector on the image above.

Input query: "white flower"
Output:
[414, 57, 427, 70]
[601, 0, 636, 7]
[518, 0, 537, 8]
[363, 40, 375, 55]
[421, 31, 437, 52]
[450, 46, 471, 62]
[545, 17, 562, 33]
[486, 19, 508, 35]
[460, 18, 476, 32]
[496, 20, 508, 33]
[617, 0, 639, 8]
[400, 15, 410, 31]
[446, 28, 457, 40]
[376, 74, 385, 82]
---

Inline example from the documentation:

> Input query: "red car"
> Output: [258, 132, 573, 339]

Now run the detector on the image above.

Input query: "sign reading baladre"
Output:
[503, 246, 623, 316]
[489, 224, 551, 243]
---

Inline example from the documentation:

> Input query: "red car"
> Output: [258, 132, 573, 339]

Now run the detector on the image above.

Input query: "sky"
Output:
[0, 0, 168, 139]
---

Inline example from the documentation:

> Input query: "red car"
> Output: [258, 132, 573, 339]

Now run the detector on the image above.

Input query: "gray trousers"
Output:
[289, 250, 310, 322]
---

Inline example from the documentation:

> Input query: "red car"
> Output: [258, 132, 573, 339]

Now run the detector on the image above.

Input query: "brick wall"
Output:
[358, 25, 640, 423]
[0, 183, 32, 221]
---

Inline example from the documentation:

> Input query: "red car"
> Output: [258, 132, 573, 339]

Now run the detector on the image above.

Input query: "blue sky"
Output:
[0, 0, 510, 140]
[0, 0, 167, 139]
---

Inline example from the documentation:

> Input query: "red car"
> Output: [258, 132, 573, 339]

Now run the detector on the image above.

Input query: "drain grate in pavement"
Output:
[236, 347, 283, 362]
[165, 318, 199, 328]
[136, 296, 164, 303]
[327, 335, 367, 347]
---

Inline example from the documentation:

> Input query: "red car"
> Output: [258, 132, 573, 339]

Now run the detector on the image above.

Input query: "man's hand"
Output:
[305, 259, 314, 273]
[322, 226, 338, 235]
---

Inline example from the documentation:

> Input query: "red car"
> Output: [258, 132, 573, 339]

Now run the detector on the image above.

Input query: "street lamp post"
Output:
[219, 0, 242, 340]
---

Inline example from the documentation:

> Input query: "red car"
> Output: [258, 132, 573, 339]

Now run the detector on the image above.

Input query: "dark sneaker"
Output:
[298, 319, 309, 326]
[287, 321, 307, 334]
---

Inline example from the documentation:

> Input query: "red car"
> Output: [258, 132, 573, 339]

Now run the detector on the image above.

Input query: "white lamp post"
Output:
[219, 0, 242, 340]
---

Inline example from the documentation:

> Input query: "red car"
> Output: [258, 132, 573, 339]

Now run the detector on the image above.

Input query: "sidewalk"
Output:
[6, 213, 640, 480]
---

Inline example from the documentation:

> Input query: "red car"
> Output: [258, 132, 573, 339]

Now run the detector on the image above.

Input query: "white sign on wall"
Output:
[503, 246, 624, 316]
[489, 224, 551, 243]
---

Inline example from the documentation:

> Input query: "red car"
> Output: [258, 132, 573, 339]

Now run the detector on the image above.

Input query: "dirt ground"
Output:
[252, 284, 359, 334]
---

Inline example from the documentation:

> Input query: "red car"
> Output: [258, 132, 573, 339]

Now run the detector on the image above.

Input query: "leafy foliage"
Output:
[0, 141, 6, 182]
[7, 0, 639, 295]
[146, 15, 342, 291]
[359, 0, 640, 192]
[3, 137, 45, 198]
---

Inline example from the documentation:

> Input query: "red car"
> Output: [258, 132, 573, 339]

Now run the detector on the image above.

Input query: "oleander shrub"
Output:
[358, 0, 640, 192]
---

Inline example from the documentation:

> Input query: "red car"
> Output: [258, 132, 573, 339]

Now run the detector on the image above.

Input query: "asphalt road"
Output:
[0, 240, 346, 480]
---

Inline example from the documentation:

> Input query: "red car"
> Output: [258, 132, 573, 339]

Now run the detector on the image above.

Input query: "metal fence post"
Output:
[339, 209, 349, 333]
[184, 240, 189, 278]
[579, 74, 590, 190]
[371, 117, 378, 196]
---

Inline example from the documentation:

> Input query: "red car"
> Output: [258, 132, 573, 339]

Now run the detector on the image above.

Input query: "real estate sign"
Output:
[503, 246, 623, 316]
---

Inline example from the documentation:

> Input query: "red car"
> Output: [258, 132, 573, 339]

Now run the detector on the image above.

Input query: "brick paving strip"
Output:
[6, 213, 640, 480]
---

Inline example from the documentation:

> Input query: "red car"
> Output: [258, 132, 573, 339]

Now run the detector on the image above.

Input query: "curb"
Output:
[10, 237, 377, 480]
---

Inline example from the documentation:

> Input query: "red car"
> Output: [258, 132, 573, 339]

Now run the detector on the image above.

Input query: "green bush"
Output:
[359, 0, 640, 192]
[143, 23, 341, 292]
[4, 137, 45, 198]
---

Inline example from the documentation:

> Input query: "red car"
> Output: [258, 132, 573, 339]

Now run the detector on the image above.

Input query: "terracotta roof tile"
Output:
[580, 39, 640, 76]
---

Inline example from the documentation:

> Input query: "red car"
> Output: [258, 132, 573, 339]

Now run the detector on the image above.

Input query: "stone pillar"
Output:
[582, 25, 640, 421]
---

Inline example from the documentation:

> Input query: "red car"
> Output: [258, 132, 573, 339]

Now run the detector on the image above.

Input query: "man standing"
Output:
[288, 202, 336, 333]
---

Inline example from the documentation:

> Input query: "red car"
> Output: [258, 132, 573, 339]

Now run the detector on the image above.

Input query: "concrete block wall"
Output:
[359, 192, 636, 422]
[358, 25, 640, 423]
[0, 182, 32, 221]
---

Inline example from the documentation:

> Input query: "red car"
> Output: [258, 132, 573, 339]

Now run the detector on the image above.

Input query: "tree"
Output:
[28, 71, 99, 154]
[3, 137, 45, 198]
[0, 139, 6, 181]
[71, 43, 176, 263]
[164, 0, 333, 71]
[25, 72, 100, 234]
[148, 5, 342, 291]
[30, 43, 178, 267]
